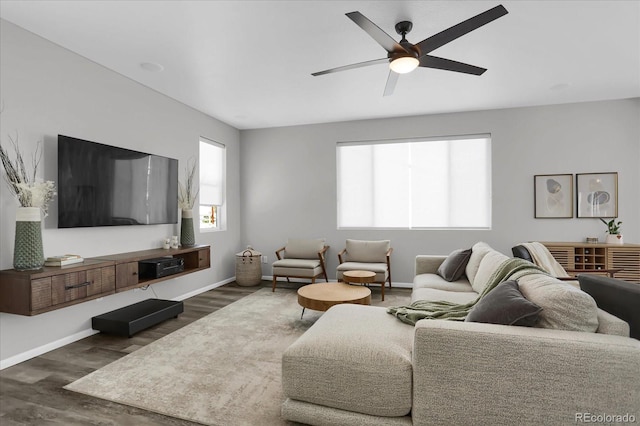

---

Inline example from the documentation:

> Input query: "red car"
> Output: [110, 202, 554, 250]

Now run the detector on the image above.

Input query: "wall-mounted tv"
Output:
[58, 135, 178, 228]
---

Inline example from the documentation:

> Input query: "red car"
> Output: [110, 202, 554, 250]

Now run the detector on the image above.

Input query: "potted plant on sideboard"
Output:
[600, 218, 623, 244]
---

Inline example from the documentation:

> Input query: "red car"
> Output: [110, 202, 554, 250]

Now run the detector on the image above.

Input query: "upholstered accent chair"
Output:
[272, 238, 329, 291]
[337, 239, 392, 300]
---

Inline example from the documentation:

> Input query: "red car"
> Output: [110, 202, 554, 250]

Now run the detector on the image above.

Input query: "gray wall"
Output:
[0, 20, 242, 363]
[240, 99, 640, 285]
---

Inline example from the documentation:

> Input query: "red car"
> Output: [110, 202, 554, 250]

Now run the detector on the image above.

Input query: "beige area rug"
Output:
[65, 286, 409, 426]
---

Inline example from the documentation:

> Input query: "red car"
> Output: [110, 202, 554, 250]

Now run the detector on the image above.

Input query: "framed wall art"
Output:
[534, 174, 573, 218]
[576, 172, 618, 218]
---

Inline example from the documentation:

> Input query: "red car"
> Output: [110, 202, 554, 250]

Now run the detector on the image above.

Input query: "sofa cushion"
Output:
[285, 238, 325, 259]
[282, 304, 413, 417]
[466, 280, 542, 326]
[413, 273, 473, 292]
[411, 287, 478, 305]
[471, 249, 510, 294]
[273, 258, 323, 278]
[273, 258, 320, 269]
[465, 242, 493, 286]
[437, 248, 472, 282]
[518, 273, 599, 332]
[345, 239, 390, 263]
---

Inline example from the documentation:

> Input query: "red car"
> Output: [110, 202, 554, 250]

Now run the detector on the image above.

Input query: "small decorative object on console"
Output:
[44, 254, 84, 267]
[170, 235, 179, 249]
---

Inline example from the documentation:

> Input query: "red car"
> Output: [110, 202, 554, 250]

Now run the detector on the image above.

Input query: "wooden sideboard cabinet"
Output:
[0, 245, 210, 316]
[540, 242, 640, 284]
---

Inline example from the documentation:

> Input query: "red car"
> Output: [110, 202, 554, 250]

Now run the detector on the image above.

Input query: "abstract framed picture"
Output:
[534, 174, 573, 218]
[576, 172, 618, 218]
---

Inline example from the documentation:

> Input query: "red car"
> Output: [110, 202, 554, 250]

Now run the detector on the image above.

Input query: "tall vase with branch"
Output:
[1, 134, 57, 270]
[178, 158, 198, 247]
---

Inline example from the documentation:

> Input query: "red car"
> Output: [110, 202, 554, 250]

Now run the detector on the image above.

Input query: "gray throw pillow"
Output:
[437, 248, 472, 282]
[465, 280, 542, 327]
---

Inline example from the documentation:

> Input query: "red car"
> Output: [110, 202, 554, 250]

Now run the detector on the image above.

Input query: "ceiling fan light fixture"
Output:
[389, 56, 419, 74]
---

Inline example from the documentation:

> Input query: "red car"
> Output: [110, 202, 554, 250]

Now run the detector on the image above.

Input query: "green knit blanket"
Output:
[387, 257, 547, 325]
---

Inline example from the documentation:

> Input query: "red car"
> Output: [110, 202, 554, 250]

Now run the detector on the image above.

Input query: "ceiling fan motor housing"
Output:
[389, 21, 420, 61]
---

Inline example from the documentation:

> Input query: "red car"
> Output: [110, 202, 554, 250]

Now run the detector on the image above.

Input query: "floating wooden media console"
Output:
[0, 245, 210, 316]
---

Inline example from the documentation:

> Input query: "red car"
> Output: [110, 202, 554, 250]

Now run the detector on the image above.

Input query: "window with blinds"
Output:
[199, 137, 225, 230]
[337, 134, 491, 229]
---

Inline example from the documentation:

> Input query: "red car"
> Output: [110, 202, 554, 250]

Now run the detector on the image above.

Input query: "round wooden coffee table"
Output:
[297, 282, 371, 318]
[342, 270, 385, 300]
[342, 270, 376, 285]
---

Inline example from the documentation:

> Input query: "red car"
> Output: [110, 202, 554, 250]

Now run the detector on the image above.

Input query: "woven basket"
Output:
[236, 248, 262, 286]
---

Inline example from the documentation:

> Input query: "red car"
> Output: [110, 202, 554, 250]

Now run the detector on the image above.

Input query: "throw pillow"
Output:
[465, 242, 493, 286]
[466, 280, 542, 326]
[518, 273, 598, 332]
[437, 248, 472, 282]
[471, 250, 511, 294]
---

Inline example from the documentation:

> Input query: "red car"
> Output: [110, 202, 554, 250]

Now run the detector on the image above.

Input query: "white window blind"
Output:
[337, 135, 491, 229]
[199, 138, 225, 206]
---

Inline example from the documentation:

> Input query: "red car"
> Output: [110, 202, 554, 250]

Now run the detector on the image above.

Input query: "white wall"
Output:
[0, 20, 242, 363]
[240, 99, 640, 285]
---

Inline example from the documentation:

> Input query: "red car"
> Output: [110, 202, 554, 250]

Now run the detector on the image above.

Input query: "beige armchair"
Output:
[272, 238, 329, 291]
[337, 239, 392, 300]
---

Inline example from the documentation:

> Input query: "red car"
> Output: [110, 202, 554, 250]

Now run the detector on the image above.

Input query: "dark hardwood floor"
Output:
[0, 282, 267, 425]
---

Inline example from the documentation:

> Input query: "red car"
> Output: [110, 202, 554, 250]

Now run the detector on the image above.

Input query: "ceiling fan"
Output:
[312, 5, 508, 96]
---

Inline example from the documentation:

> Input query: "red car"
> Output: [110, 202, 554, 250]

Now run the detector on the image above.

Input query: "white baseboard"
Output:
[0, 328, 100, 370]
[173, 277, 236, 301]
[0, 277, 237, 371]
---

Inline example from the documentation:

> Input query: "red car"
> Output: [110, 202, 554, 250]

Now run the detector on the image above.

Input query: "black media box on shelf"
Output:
[92, 299, 184, 337]
[138, 256, 185, 279]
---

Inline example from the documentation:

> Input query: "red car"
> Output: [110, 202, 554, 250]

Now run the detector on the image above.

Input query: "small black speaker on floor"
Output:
[92, 299, 184, 337]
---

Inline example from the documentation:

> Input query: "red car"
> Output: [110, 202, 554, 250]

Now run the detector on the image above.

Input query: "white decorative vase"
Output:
[605, 233, 623, 245]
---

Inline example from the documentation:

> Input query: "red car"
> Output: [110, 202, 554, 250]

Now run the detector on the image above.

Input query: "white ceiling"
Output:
[1, 1, 639, 130]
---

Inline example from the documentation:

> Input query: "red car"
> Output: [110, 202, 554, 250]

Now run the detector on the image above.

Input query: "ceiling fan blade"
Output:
[383, 70, 399, 97]
[346, 11, 409, 54]
[419, 55, 486, 75]
[311, 57, 388, 76]
[415, 5, 508, 56]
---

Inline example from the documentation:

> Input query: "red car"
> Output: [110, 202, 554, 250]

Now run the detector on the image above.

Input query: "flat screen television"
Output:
[58, 135, 178, 228]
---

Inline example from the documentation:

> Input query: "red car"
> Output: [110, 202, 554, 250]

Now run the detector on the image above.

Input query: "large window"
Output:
[337, 134, 491, 229]
[199, 138, 225, 230]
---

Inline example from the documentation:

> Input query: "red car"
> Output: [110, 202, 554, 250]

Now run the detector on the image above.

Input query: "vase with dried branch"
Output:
[1, 134, 57, 270]
[178, 158, 198, 247]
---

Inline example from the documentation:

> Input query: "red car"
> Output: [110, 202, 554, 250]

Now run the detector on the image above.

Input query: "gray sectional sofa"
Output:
[281, 242, 640, 425]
